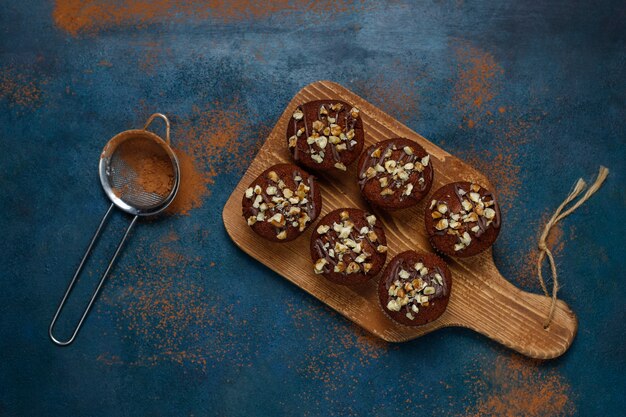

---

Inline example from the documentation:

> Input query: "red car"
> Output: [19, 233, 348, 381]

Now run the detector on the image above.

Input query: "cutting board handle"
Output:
[454, 269, 578, 359]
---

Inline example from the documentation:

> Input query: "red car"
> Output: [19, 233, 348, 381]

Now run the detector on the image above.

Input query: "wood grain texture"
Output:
[222, 81, 577, 359]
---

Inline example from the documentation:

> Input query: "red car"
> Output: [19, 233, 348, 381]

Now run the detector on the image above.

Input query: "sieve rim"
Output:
[98, 128, 180, 216]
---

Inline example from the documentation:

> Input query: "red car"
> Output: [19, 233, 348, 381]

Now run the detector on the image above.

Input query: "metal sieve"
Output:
[49, 113, 180, 346]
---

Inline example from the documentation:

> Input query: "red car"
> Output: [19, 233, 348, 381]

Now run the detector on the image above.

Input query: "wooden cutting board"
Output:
[222, 81, 577, 359]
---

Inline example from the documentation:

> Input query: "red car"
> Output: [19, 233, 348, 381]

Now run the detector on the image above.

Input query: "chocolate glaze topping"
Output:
[243, 164, 320, 241]
[427, 181, 501, 255]
[379, 251, 452, 326]
[288, 100, 362, 171]
[358, 138, 433, 208]
[310, 208, 387, 284]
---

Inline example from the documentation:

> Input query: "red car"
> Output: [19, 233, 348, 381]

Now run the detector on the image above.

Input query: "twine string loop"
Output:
[537, 166, 609, 328]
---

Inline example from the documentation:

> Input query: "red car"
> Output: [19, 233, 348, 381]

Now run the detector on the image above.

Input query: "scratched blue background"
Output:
[1, 1, 625, 416]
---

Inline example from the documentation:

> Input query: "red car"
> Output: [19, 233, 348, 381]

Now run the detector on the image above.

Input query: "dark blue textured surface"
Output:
[1, 1, 625, 416]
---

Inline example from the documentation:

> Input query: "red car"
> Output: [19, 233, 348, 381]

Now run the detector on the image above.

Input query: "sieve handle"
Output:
[49, 205, 139, 346]
[143, 113, 171, 145]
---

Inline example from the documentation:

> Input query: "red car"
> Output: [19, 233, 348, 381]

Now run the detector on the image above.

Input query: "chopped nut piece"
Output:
[471, 225, 480, 233]
[252, 194, 263, 209]
[379, 177, 388, 187]
[421, 155, 430, 166]
[267, 171, 279, 182]
[334, 162, 347, 171]
[316, 136, 328, 149]
[406, 312, 415, 320]
[287, 206, 301, 216]
[384, 160, 397, 173]
[266, 186, 277, 196]
[387, 299, 401, 312]
[397, 289, 406, 298]
[311, 154, 323, 164]
[363, 263, 373, 273]
[297, 127, 305, 137]
[380, 188, 394, 196]
[339, 226, 352, 239]
[330, 124, 342, 136]
[414, 262, 423, 271]
[399, 269, 410, 279]
[334, 261, 346, 273]
[404, 183, 413, 196]
[419, 266, 429, 276]
[469, 192, 481, 202]
[376, 245, 388, 253]
[298, 213, 310, 231]
[268, 213, 286, 227]
[346, 129, 355, 140]
[247, 216, 257, 226]
[430, 199, 437, 209]
[276, 230, 287, 240]
[288, 136, 297, 148]
[319, 105, 328, 115]
[435, 218, 449, 230]
[363, 166, 376, 179]
[292, 109, 304, 120]
[254, 185, 262, 194]
[437, 204, 448, 214]
[371, 148, 382, 158]
[423, 286, 435, 295]
[314, 258, 328, 273]
[367, 230, 378, 242]
[312, 120, 324, 132]
[471, 184, 481, 192]
[340, 211, 350, 220]
[374, 164, 385, 173]
[454, 243, 465, 252]
[346, 262, 360, 274]
[366, 215, 377, 226]
[245, 187, 254, 199]
[462, 200, 473, 211]
[431, 211, 442, 219]
[350, 107, 360, 118]
[403, 146, 413, 155]
[355, 253, 368, 263]
[283, 188, 293, 198]
[484, 207, 496, 219]
[460, 232, 472, 246]
[317, 224, 330, 234]
[411, 304, 419, 314]
[464, 212, 478, 223]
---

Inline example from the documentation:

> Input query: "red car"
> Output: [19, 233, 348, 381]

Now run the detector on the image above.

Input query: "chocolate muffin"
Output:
[310, 208, 388, 285]
[287, 100, 364, 172]
[425, 182, 501, 257]
[242, 163, 322, 242]
[378, 251, 452, 326]
[357, 138, 433, 210]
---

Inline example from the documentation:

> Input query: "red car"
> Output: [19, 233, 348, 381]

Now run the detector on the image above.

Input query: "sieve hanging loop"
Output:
[143, 112, 171, 145]
[49, 113, 179, 346]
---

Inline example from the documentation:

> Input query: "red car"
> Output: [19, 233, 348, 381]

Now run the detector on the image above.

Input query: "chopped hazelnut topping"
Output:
[292, 109, 304, 120]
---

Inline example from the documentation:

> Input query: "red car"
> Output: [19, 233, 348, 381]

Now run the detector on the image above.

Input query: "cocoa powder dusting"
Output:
[113, 137, 174, 199]
[461, 355, 575, 417]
